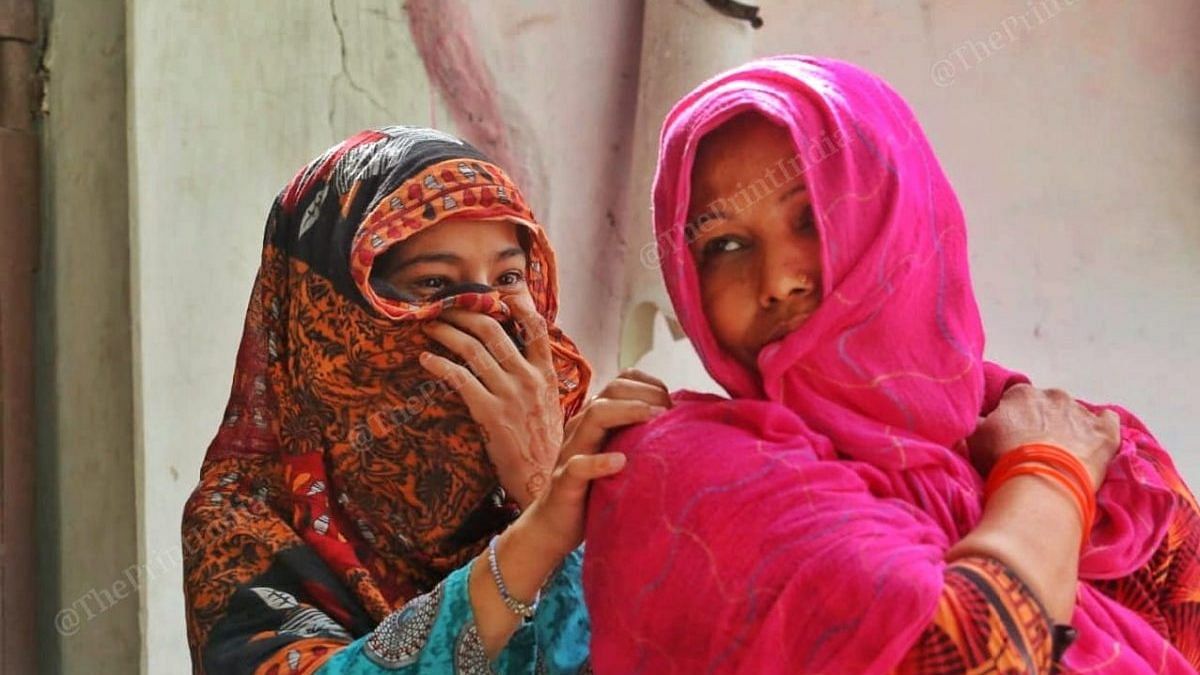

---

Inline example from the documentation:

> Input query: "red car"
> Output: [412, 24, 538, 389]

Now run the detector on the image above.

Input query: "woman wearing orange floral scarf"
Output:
[182, 126, 667, 673]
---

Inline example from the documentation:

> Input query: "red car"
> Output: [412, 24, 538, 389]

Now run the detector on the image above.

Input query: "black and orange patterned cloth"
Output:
[900, 472, 1200, 674]
[182, 127, 591, 674]
[900, 556, 1059, 674]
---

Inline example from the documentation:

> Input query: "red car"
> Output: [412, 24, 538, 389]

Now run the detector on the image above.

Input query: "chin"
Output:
[734, 348, 761, 371]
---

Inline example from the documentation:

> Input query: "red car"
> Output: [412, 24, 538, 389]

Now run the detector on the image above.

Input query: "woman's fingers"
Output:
[422, 319, 514, 395]
[1099, 408, 1122, 454]
[551, 453, 627, 497]
[974, 384, 1126, 492]
[597, 377, 672, 409]
[417, 352, 499, 420]
[561, 399, 664, 462]
[1100, 409, 1121, 434]
[504, 294, 555, 380]
[614, 368, 670, 395]
[433, 310, 524, 372]
[527, 452, 628, 557]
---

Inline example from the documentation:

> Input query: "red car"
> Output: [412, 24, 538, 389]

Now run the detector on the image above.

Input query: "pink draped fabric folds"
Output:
[583, 56, 1188, 673]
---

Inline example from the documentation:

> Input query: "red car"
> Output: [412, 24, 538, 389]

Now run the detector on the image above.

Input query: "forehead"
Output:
[690, 114, 799, 199]
[398, 218, 522, 253]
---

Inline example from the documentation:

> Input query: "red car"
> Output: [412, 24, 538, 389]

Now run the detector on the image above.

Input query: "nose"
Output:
[462, 265, 495, 289]
[758, 248, 818, 309]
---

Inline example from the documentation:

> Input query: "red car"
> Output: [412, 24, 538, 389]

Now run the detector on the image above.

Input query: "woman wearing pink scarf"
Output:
[583, 56, 1200, 673]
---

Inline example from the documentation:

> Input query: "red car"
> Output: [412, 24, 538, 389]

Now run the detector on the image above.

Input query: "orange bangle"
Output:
[984, 443, 1096, 549]
[1002, 464, 1091, 527]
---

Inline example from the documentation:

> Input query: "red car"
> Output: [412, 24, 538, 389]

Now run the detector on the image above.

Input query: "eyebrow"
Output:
[389, 252, 462, 273]
[779, 184, 808, 202]
[688, 208, 729, 230]
[496, 246, 526, 262]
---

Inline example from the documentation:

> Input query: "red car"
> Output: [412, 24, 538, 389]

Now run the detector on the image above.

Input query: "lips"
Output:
[762, 313, 812, 346]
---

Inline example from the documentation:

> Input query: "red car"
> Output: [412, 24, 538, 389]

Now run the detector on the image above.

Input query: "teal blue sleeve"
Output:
[531, 548, 590, 674]
[314, 549, 590, 674]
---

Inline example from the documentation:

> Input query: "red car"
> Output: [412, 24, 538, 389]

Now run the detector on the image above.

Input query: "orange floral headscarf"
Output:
[182, 127, 590, 672]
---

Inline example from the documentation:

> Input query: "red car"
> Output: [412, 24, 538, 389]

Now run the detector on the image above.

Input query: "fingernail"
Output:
[607, 453, 627, 469]
[647, 405, 668, 417]
[418, 351, 431, 362]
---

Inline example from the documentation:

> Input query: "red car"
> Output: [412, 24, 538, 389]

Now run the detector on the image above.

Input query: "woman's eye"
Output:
[496, 271, 525, 287]
[703, 237, 745, 257]
[413, 277, 447, 290]
[797, 207, 817, 233]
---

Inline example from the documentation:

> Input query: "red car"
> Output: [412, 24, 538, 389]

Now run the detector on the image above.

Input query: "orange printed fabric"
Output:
[900, 463, 1200, 674]
[182, 127, 590, 674]
[897, 556, 1056, 674]
[1091, 463, 1200, 670]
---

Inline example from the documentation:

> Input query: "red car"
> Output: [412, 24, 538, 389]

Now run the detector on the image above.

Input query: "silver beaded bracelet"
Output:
[487, 535, 540, 619]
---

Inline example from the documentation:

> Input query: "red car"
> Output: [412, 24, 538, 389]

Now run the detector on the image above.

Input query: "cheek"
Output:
[802, 238, 822, 271]
[501, 283, 534, 302]
[699, 262, 758, 344]
[508, 283, 549, 314]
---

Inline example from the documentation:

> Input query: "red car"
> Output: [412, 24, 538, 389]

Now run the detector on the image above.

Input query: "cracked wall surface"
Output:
[127, 2, 451, 669]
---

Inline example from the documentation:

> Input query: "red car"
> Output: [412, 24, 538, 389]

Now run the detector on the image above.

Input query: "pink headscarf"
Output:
[584, 56, 1187, 673]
